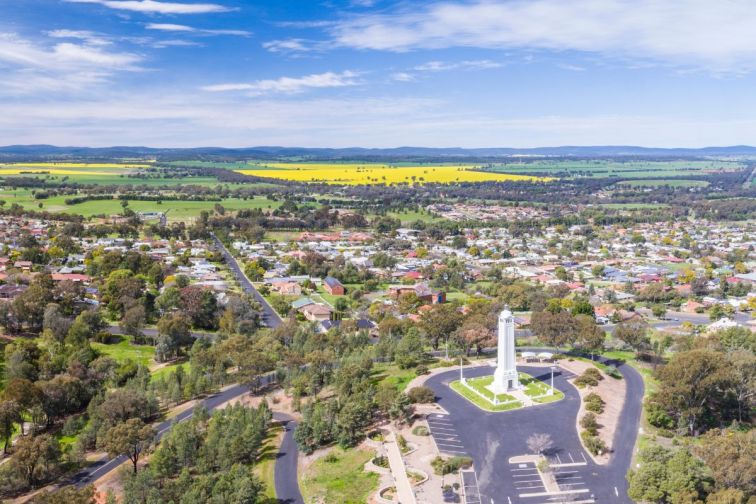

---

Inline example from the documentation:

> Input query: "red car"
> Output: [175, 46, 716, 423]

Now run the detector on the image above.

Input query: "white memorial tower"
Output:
[491, 307, 520, 393]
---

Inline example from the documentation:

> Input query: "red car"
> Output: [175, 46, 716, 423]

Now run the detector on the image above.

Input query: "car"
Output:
[596, 316, 609, 325]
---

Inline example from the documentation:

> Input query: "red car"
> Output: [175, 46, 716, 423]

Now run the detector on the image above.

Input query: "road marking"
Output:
[519, 489, 590, 498]
[615, 486, 619, 496]
[550, 462, 588, 468]
[569, 453, 575, 463]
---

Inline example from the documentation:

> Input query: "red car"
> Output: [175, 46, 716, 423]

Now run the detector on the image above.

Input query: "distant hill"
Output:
[2, 144, 756, 160]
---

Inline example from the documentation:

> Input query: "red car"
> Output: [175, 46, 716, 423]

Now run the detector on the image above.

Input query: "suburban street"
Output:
[423, 353, 644, 504]
[211, 233, 283, 329]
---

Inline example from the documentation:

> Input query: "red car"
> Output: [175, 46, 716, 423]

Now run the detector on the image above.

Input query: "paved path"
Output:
[385, 431, 417, 504]
[273, 413, 304, 504]
[211, 232, 283, 329]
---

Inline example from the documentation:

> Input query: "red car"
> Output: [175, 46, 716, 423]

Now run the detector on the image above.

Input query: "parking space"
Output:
[426, 413, 469, 456]
[546, 450, 588, 466]
[461, 469, 482, 504]
[507, 459, 595, 504]
[510, 462, 547, 496]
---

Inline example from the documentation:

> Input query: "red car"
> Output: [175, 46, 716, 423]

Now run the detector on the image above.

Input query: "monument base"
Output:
[488, 369, 520, 394]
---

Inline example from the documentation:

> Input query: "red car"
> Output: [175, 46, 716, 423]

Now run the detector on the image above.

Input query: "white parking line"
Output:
[519, 489, 591, 498]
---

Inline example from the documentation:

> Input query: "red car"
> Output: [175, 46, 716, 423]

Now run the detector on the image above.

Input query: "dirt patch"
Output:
[558, 359, 626, 465]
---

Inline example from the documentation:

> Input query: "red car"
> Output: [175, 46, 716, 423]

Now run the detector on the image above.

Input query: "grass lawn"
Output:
[300, 447, 378, 504]
[520, 373, 565, 403]
[450, 372, 563, 412]
[91, 335, 155, 367]
[450, 380, 522, 412]
[255, 423, 283, 502]
[371, 363, 416, 392]
[151, 361, 191, 380]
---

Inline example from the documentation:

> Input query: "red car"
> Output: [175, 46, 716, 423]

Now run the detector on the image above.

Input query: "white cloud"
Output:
[0, 32, 142, 94]
[65, 0, 232, 15]
[557, 63, 586, 72]
[391, 72, 415, 82]
[202, 71, 360, 95]
[146, 23, 250, 36]
[2, 91, 755, 148]
[47, 29, 111, 46]
[263, 39, 312, 53]
[329, 0, 756, 72]
[414, 59, 502, 71]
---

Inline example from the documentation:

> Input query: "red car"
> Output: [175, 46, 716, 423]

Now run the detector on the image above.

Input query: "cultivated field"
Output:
[481, 159, 745, 178]
[236, 162, 548, 184]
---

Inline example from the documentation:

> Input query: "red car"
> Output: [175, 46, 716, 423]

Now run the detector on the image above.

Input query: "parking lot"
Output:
[507, 456, 595, 504]
[426, 413, 469, 456]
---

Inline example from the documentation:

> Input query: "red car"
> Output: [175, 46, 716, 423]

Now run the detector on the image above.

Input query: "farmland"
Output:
[236, 162, 549, 185]
[615, 179, 710, 187]
[0, 189, 280, 220]
[480, 159, 745, 178]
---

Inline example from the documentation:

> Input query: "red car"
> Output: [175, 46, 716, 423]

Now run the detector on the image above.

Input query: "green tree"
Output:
[100, 418, 156, 474]
[653, 350, 732, 435]
[0, 400, 22, 454]
[10, 434, 61, 487]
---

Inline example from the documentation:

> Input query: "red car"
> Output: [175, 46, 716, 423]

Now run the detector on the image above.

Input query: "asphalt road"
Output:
[423, 350, 644, 504]
[273, 413, 305, 504]
[211, 233, 283, 329]
[70, 381, 255, 486]
[69, 372, 306, 503]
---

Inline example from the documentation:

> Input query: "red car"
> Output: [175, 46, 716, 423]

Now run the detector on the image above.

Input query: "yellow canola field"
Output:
[0, 163, 150, 169]
[237, 164, 549, 185]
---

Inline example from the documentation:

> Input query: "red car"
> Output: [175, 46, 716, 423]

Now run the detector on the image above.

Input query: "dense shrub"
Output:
[580, 430, 607, 455]
[574, 367, 603, 387]
[407, 386, 435, 404]
[412, 425, 430, 436]
[584, 392, 605, 414]
[431, 455, 473, 475]
[580, 413, 599, 435]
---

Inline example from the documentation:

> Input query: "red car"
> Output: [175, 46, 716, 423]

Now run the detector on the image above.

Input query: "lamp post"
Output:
[549, 366, 556, 395]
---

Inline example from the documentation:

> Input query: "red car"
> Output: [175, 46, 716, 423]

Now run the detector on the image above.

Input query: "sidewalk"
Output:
[385, 431, 417, 504]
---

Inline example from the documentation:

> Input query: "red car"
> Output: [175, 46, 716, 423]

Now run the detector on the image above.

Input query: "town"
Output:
[2, 0, 756, 503]
[0, 168, 752, 503]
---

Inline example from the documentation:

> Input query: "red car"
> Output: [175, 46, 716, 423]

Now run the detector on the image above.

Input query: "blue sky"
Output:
[2, 0, 756, 148]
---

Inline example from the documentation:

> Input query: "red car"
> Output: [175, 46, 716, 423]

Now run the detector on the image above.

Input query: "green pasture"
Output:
[481, 160, 744, 178]
[0, 190, 280, 221]
[615, 179, 710, 187]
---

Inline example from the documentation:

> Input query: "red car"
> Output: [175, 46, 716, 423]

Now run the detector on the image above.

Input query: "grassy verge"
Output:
[255, 423, 283, 502]
[300, 447, 378, 504]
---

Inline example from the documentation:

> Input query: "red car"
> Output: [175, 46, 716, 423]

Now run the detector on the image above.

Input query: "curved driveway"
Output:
[423, 352, 643, 504]
[273, 413, 304, 504]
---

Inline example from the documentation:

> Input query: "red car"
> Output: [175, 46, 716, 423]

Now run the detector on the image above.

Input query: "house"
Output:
[388, 283, 446, 304]
[51, 273, 91, 283]
[319, 318, 376, 333]
[323, 276, 345, 296]
[271, 281, 302, 296]
[300, 303, 333, 322]
[0, 284, 27, 300]
[13, 261, 32, 271]
[291, 297, 315, 310]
